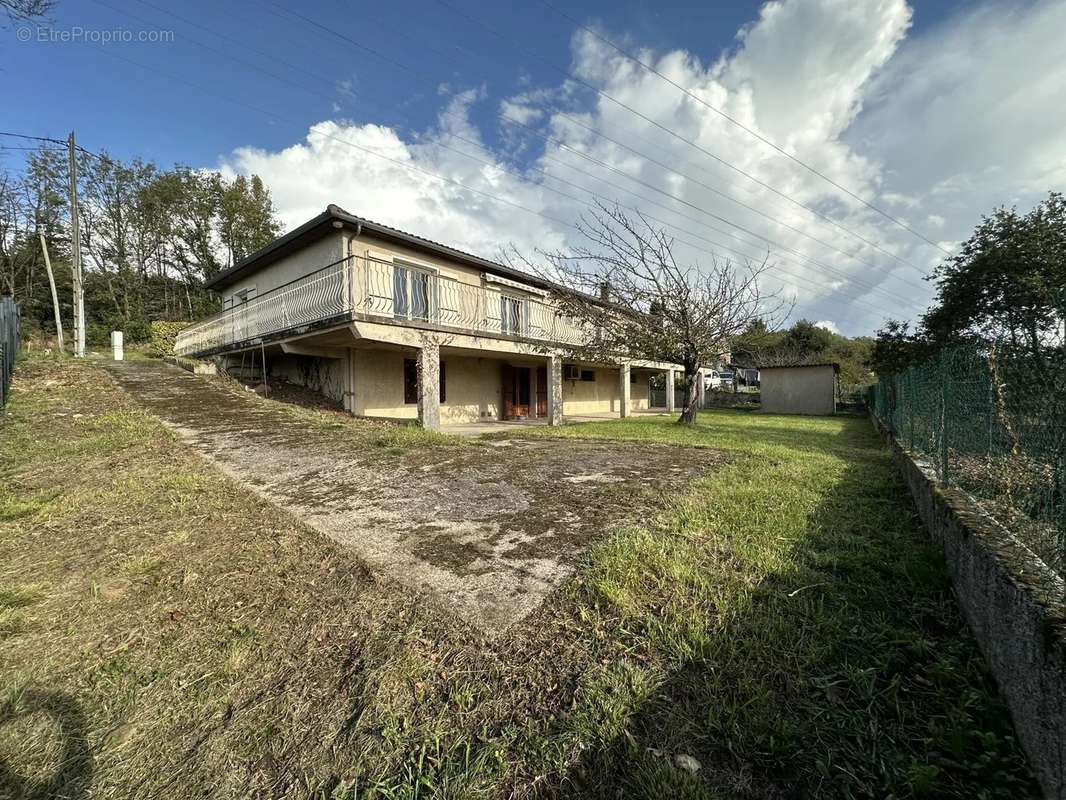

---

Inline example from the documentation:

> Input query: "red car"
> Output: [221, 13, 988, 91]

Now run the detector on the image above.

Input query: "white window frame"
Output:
[499, 292, 528, 336]
[392, 259, 439, 322]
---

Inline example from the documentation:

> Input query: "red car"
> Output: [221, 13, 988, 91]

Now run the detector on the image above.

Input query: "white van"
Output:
[705, 369, 734, 389]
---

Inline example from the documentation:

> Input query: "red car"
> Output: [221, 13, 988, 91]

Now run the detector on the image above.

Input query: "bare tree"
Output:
[514, 203, 789, 424]
[1, 0, 55, 24]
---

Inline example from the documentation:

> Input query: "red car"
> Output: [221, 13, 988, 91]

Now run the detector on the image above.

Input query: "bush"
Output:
[147, 321, 191, 358]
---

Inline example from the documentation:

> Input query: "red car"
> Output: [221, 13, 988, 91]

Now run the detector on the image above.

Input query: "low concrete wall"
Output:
[163, 355, 217, 375]
[873, 416, 1066, 799]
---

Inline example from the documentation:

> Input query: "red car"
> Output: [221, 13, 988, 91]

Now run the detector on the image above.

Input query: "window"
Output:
[227, 286, 256, 309]
[630, 371, 637, 384]
[580, 369, 595, 382]
[403, 358, 446, 404]
[394, 264, 434, 321]
[500, 294, 524, 335]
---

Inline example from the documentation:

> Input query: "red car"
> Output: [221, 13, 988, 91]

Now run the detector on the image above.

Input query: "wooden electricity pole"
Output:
[67, 131, 86, 357]
[38, 234, 65, 351]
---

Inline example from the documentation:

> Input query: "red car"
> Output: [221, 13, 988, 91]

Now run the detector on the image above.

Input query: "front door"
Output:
[501, 365, 531, 419]
[536, 365, 547, 417]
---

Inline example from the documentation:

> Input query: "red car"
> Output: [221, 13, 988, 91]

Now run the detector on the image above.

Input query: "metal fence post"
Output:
[939, 349, 950, 484]
[1059, 458, 1066, 564]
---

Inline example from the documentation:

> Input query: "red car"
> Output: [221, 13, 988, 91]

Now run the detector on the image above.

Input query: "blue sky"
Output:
[3, 0, 1062, 335]
[5, 0, 967, 164]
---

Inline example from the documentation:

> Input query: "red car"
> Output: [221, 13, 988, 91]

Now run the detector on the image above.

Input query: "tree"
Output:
[0, 145, 284, 343]
[868, 320, 929, 376]
[1, 0, 55, 24]
[519, 203, 787, 424]
[219, 174, 283, 267]
[922, 191, 1065, 377]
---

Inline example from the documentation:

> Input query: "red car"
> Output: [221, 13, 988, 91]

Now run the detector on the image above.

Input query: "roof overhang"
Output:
[204, 204, 573, 296]
[758, 362, 841, 373]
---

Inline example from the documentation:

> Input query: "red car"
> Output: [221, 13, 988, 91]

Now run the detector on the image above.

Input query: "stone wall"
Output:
[873, 415, 1066, 799]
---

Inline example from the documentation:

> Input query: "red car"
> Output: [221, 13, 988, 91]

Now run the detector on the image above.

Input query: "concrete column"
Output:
[342, 348, 355, 415]
[619, 362, 631, 418]
[665, 367, 676, 413]
[547, 355, 563, 426]
[697, 368, 706, 410]
[110, 330, 124, 361]
[417, 343, 441, 431]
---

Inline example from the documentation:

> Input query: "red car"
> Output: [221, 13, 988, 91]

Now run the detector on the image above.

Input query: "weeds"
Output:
[0, 354, 1036, 798]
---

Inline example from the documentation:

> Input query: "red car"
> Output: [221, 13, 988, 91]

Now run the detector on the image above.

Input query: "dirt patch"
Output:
[100, 360, 725, 631]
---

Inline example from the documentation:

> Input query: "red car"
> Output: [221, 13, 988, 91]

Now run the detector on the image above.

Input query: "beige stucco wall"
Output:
[760, 365, 836, 415]
[226, 233, 346, 302]
[274, 345, 643, 421]
[350, 349, 503, 424]
[561, 366, 623, 414]
[630, 370, 650, 411]
[348, 232, 495, 289]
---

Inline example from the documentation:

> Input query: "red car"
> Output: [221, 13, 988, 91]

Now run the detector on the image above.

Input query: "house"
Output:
[176, 205, 702, 431]
[758, 363, 839, 415]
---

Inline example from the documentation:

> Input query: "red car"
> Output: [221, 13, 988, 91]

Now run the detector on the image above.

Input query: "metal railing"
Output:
[356, 257, 587, 345]
[175, 259, 351, 356]
[175, 255, 590, 356]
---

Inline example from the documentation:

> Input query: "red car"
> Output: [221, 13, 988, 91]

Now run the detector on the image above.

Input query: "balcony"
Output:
[174, 255, 589, 357]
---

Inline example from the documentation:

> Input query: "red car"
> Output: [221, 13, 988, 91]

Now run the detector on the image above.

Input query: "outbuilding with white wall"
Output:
[758, 363, 839, 416]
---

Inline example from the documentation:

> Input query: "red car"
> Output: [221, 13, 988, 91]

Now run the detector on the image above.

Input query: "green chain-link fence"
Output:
[871, 343, 1066, 576]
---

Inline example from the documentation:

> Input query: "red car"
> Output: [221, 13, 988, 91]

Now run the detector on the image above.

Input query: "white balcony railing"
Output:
[174, 255, 589, 357]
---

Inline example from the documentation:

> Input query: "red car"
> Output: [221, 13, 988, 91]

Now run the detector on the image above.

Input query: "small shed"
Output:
[758, 363, 839, 415]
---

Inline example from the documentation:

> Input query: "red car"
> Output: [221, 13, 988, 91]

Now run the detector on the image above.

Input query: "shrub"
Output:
[147, 321, 191, 358]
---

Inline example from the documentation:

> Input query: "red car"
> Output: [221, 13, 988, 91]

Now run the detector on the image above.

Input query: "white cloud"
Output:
[219, 0, 1066, 336]
[814, 320, 840, 335]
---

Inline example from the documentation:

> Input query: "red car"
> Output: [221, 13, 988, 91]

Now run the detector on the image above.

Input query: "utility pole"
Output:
[67, 131, 85, 357]
[38, 234, 65, 352]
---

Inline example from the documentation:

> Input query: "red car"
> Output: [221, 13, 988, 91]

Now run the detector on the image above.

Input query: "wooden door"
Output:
[501, 363, 515, 420]
[535, 365, 547, 417]
[513, 367, 530, 417]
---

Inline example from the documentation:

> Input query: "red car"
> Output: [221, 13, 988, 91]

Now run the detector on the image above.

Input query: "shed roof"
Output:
[758, 362, 840, 373]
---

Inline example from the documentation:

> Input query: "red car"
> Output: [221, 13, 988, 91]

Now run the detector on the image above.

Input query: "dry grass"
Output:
[0, 354, 1037, 799]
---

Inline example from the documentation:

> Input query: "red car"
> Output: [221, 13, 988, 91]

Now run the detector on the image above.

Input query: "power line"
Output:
[261, 4, 927, 303]
[84, 42, 904, 320]
[115, 0, 919, 311]
[536, 0, 955, 257]
[385, 0, 920, 280]
[433, 0, 941, 277]
[332, 0, 935, 281]
[0, 131, 67, 146]
[0, 130, 104, 160]
[0, 144, 65, 152]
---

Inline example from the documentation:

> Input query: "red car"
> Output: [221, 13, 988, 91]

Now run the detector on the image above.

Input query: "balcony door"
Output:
[393, 263, 435, 321]
[500, 294, 525, 335]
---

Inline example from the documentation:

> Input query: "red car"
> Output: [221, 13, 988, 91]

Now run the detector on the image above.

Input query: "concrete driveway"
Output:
[102, 360, 716, 631]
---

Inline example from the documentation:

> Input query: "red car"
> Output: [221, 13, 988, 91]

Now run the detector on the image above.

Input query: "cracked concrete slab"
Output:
[100, 360, 720, 631]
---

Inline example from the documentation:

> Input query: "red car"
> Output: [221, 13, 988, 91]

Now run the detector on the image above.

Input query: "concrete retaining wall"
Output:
[873, 416, 1066, 798]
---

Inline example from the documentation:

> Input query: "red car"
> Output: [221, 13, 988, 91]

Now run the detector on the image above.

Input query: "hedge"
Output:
[147, 321, 191, 357]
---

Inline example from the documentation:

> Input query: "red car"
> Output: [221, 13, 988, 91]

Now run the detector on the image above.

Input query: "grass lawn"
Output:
[0, 355, 1036, 799]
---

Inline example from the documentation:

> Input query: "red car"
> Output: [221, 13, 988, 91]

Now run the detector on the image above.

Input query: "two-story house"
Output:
[175, 205, 695, 431]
